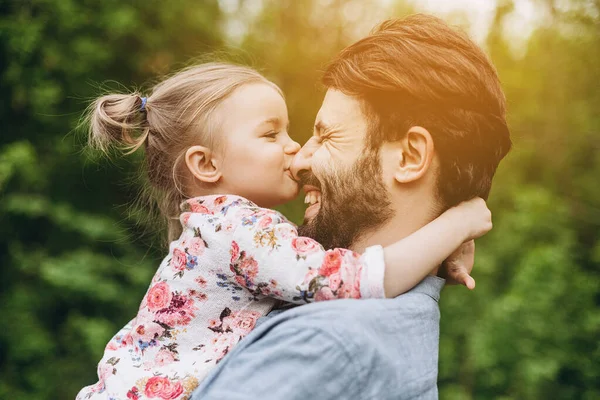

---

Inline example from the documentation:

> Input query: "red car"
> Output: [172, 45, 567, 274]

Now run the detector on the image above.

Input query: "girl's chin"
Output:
[284, 180, 300, 199]
[265, 188, 299, 207]
[281, 188, 300, 203]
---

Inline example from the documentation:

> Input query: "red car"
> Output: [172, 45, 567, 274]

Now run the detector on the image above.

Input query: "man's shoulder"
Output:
[245, 277, 444, 399]
[265, 277, 444, 342]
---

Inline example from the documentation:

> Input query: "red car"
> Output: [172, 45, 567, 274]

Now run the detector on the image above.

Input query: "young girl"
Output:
[77, 63, 489, 400]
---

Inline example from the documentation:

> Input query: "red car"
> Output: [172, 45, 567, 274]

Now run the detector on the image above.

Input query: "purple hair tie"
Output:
[140, 97, 147, 111]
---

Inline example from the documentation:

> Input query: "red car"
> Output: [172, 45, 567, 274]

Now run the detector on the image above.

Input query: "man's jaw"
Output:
[302, 185, 322, 220]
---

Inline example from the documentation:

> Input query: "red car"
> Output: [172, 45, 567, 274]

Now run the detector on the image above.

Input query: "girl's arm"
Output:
[382, 198, 490, 297]
[228, 197, 490, 303]
[228, 207, 380, 303]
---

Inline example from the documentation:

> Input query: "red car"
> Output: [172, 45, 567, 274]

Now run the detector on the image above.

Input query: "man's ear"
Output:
[394, 126, 435, 183]
[185, 145, 222, 184]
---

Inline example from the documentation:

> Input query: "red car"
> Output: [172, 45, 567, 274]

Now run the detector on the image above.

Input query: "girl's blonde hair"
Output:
[87, 62, 280, 243]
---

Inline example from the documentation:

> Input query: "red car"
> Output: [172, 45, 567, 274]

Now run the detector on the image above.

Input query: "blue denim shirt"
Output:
[192, 276, 445, 400]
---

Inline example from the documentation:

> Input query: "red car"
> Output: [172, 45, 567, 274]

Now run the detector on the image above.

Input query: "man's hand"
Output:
[439, 240, 476, 289]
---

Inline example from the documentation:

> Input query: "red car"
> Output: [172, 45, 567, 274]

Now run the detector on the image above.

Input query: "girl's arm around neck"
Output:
[382, 197, 492, 298]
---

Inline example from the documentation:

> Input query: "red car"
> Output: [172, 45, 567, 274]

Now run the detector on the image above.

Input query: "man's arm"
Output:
[192, 276, 445, 400]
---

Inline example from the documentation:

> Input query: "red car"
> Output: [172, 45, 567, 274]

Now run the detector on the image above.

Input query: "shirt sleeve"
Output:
[227, 206, 386, 304]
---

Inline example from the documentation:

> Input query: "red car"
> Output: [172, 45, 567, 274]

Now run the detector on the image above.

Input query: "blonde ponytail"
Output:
[88, 93, 149, 155]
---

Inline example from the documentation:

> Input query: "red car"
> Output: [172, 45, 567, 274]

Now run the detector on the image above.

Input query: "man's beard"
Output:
[298, 148, 394, 249]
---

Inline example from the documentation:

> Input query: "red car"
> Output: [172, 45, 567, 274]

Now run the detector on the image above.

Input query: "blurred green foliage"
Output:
[0, 0, 598, 399]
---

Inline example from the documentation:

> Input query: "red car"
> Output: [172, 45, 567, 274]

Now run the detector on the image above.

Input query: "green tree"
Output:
[439, 2, 600, 398]
[0, 1, 222, 398]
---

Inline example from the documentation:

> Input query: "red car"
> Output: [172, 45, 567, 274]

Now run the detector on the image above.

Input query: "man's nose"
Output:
[284, 140, 301, 155]
[290, 142, 313, 181]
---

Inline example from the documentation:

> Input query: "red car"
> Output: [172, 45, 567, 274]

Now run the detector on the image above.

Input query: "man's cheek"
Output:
[313, 149, 341, 177]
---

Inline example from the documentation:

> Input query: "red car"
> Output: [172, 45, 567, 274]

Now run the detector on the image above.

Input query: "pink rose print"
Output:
[154, 349, 176, 367]
[234, 275, 246, 287]
[187, 237, 205, 256]
[222, 310, 261, 336]
[229, 241, 240, 263]
[105, 341, 118, 351]
[338, 281, 361, 299]
[352, 263, 363, 298]
[230, 241, 240, 263]
[351, 278, 362, 298]
[133, 322, 165, 343]
[147, 282, 172, 311]
[144, 376, 183, 399]
[340, 256, 362, 298]
[213, 195, 227, 206]
[188, 199, 210, 214]
[88, 380, 105, 394]
[196, 292, 208, 301]
[155, 294, 196, 327]
[194, 276, 207, 288]
[258, 215, 273, 229]
[119, 331, 134, 347]
[210, 332, 238, 362]
[328, 272, 342, 291]
[239, 257, 258, 280]
[188, 289, 207, 302]
[291, 237, 321, 257]
[319, 249, 342, 276]
[99, 362, 113, 381]
[127, 386, 140, 400]
[171, 248, 187, 271]
[260, 286, 272, 295]
[315, 286, 336, 301]
[180, 212, 191, 226]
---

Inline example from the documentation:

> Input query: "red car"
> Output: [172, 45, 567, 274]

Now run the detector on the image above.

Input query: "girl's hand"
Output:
[440, 240, 476, 289]
[448, 197, 493, 241]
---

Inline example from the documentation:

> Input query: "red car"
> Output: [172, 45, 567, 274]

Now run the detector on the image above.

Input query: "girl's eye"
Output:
[264, 132, 278, 139]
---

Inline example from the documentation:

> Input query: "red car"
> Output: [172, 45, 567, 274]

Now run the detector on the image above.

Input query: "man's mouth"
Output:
[303, 185, 322, 220]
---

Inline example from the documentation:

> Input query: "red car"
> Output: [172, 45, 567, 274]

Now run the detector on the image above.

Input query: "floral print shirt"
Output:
[77, 195, 386, 400]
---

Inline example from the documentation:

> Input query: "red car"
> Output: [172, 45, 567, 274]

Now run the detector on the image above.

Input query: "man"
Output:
[192, 14, 511, 399]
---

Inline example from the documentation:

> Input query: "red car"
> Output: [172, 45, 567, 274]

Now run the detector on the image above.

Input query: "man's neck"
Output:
[350, 196, 441, 275]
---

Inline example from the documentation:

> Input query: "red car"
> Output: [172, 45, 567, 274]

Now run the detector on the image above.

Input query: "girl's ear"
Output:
[185, 145, 222, 183]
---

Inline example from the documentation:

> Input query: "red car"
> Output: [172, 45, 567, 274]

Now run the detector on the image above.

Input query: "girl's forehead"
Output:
[219, 83, 289, 124]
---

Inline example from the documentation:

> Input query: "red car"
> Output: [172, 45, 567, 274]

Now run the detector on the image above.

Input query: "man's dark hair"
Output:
[322, 14, 512, 207]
